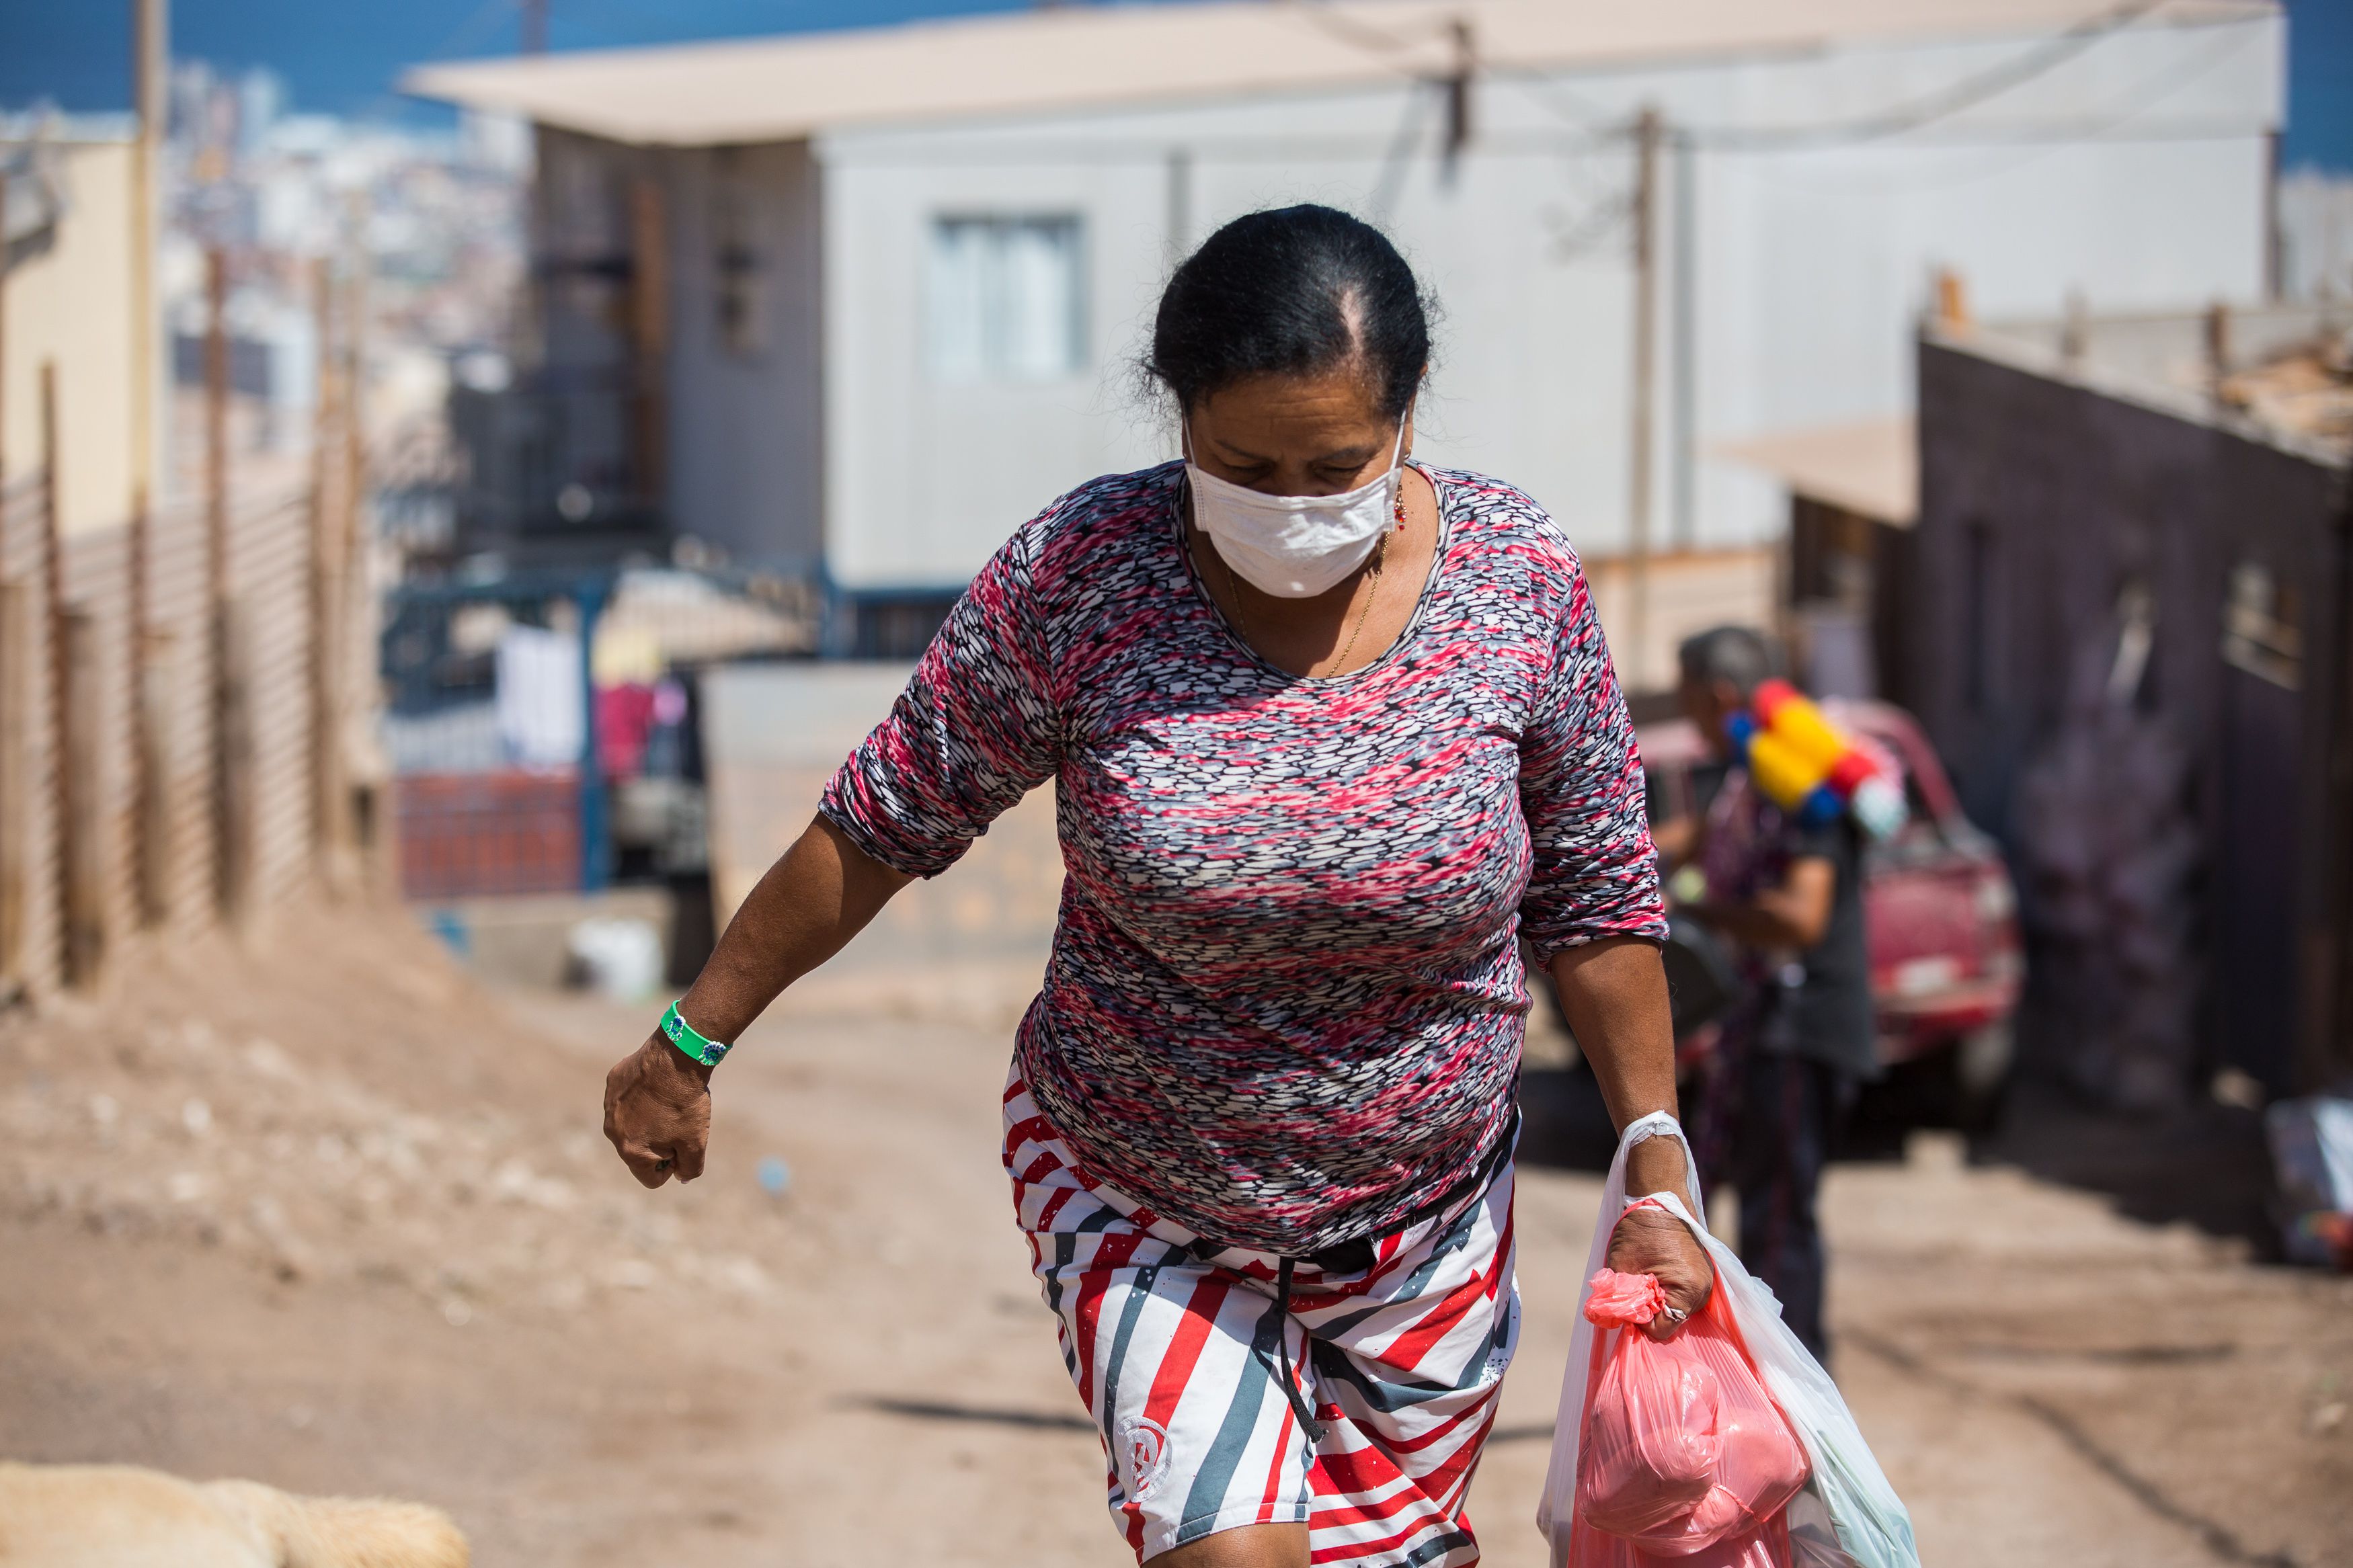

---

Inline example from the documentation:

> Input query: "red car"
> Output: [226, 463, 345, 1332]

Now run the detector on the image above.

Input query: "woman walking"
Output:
[604, 204, 1710, 1568]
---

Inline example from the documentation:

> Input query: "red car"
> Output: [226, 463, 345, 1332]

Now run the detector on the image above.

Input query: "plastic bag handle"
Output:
[1619, 1110, 1706, 1227]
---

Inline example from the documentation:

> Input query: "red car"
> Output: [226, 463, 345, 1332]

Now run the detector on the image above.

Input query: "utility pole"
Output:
[1441, 20, 1475, 177]
[1626, 106, 1662, 692]
[1164, 149, 1193, 267]
[521, 0, 549, 54]
[129, 0, 169, 925]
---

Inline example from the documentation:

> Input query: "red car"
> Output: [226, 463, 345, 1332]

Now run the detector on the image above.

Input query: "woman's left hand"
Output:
[1605, 1206, 1714, 1340]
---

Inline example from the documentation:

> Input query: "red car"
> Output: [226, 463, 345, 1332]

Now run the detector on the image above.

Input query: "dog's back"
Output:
[203, 1479, 467, 1568]
[0, 1464, 467, 1568]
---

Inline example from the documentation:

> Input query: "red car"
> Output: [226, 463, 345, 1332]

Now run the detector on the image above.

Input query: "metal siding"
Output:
[1914, 337, 2348, 1094]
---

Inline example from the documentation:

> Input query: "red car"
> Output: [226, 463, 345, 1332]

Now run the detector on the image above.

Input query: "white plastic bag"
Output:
[2264, 1096, 2353, 1268]
[1538, 1112, 1920, 1568]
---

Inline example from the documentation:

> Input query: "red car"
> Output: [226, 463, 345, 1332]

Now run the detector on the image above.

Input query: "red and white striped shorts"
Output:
[1004, 1072, 1520, 1565]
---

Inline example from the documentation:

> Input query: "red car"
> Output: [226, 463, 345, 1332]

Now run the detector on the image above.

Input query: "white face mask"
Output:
[1185, 413, 1409, 600]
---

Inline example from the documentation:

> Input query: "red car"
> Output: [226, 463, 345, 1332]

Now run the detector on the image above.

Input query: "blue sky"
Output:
[3, 0, 2347, 170]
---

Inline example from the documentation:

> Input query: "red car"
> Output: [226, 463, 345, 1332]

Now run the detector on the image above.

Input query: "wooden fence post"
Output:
[137, 627, 175, 925]
[340, 233, 389, 901]
[0, 582, 28, 996]
[308, 254, 350, 891]
[205, 248, 237, 919]
[38, 362, 102, 987]
[128, 0, 165, 929]
[216, 599, 252, 921]
[63, 608, 106, 983]
[126, 501, 159, 924]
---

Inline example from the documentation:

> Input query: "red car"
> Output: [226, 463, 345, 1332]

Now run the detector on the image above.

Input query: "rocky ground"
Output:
[1, 907, 2346, 1566]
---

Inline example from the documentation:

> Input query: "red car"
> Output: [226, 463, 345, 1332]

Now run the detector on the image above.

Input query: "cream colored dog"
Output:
[0, 1463, 467, 1568]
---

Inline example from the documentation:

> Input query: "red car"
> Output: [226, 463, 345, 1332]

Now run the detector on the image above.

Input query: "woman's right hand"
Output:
[602, 1033, 714, 1188]
[1605, 1204, 1714, 1340]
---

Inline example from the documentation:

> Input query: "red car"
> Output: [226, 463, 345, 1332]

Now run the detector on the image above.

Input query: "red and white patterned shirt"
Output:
[822, 460, 1663, 1254]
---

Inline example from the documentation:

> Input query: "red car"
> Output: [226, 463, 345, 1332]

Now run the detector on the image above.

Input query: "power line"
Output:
[1367, 79, 1433, 228]
[1544, 188, 1634, 262]
[1717, 19, 2266, 193]
[359, 0, 526, 121]
[1686, 0, 2171, 151]
[1278, 0, 1451, 67]
[823, 115, 2262, 170]
[1505, 0, 2186, 153]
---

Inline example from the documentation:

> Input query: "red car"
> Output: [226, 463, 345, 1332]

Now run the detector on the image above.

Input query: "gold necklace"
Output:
[1209, 474, 1409, 677]
[1323, 531, 1387, 673]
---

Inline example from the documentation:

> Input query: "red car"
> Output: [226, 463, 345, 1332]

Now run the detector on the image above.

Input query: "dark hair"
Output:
[1677, 625, 1787, 697]
[1148, 204, 1432, 419]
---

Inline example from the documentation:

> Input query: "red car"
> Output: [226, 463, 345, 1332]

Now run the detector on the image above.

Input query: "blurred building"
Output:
[1715, 414, 1921, 703]
[409, 0, 2284, 669]
[2278, 169, 2353, 303]
[163, 58, 529, 563]
[3, 122, 145, 539]
[1908, 300, 2350, 1103]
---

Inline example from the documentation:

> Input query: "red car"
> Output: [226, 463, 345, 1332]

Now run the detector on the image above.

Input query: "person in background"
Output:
[1668, 626, 1875, 1363]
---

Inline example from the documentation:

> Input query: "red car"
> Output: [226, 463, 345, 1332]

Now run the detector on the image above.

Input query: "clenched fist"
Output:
[1604, 1204, 1715, 1340]
[602, 1033, 713, 1188]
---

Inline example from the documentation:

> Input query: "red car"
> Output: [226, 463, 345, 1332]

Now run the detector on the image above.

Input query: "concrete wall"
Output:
[662, 140, 825, 570]
[806, 9, 2280, 591]
[2, 138, 143, 539]
[698, 661, 1062, 993]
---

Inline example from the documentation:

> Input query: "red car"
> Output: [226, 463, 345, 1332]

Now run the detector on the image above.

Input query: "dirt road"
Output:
[2, 913, 2346, 1565]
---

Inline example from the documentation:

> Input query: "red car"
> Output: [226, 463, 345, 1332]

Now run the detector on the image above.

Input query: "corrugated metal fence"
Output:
[0, 471, 62, 997]
[0, 440, 356, 1003]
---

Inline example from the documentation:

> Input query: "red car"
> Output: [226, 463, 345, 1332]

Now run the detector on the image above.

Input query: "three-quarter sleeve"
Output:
[1517, 556, 1667, 961]
[818, 528, 1062, 878]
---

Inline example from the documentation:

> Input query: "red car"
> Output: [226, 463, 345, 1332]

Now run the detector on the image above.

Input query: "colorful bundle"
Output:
[1723, 680, 1907, 841]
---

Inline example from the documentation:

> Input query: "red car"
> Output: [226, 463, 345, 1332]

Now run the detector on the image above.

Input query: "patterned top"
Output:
[820, 460, 1663, 1254]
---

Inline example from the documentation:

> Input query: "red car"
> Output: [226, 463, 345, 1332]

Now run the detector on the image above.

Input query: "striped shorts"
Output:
[1004, 1072, 1520, 1565]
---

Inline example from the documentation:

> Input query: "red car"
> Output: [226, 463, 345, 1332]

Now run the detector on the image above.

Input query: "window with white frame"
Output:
[926, 215, 1086, 382]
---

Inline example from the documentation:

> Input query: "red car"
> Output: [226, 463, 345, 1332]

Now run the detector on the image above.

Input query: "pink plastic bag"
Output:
[1564, 1212, 1810, 1567]
[1542, 1118, 1919, 1568]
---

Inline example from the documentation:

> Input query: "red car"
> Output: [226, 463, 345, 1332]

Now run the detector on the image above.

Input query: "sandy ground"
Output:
[2, 908, 2348, 1566]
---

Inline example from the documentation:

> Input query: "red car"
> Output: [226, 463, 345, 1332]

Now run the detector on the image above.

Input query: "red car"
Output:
[1637, 701, 2024, 1127]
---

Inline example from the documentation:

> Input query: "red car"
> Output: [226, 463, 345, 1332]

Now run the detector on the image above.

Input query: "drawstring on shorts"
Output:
[1213, 1115, 1519, 1456]
[1273, 1257, 1327, 1447]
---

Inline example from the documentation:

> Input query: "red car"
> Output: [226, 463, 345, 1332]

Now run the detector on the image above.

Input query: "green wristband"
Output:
[660, 1002, 731, 1068]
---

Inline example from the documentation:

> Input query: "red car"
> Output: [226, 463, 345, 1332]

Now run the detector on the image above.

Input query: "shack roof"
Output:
[1716, 417, 1919, 526]
[402, 0, 2272, 148]
[1945, 306, 2353, 467]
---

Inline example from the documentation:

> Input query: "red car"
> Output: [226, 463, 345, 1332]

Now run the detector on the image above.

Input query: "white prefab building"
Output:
[409, 0, 2283, 670]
